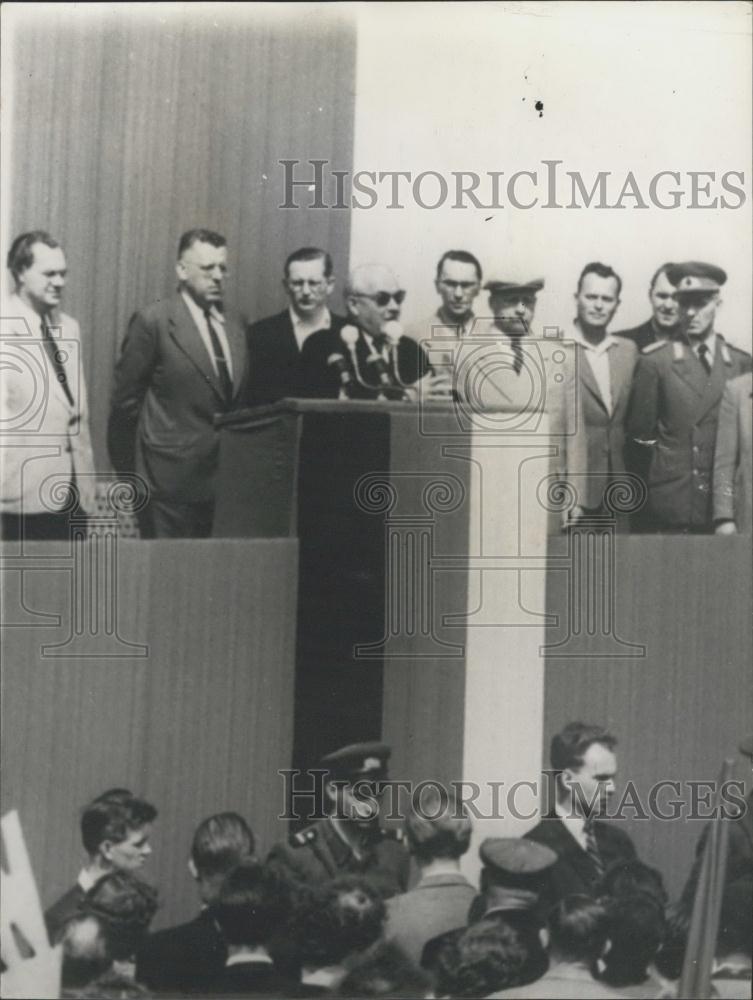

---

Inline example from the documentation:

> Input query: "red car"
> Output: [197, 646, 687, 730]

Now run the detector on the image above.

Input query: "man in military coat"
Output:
[628, 261, 752, 533]
[266, 742, 409, 899]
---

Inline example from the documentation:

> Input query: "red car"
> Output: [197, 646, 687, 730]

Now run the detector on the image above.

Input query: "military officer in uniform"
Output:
[628, 262, 752, 533]
[266, 742, 409, 898]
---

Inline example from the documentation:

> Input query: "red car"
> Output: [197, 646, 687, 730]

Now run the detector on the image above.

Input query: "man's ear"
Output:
[175, 260, 187, 282]
[188, 858, 198, 880]
[539, 927, 549, 950]
[99, 839, 115, 864]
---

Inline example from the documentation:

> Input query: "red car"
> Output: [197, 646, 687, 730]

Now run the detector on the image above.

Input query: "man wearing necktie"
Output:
[525, 722, 638, 910]
[108, 229, 247, 538]
[562, 262, 638, 529]
[628, 261, 752, 534]
[1, 231, 96, 540]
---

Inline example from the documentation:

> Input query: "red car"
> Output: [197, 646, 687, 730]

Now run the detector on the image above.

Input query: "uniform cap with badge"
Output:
[320, 741, 392, 784]
[665, 262, 727, 298]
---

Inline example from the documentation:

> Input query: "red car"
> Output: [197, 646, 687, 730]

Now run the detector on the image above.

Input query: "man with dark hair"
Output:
[384, 785, 475, 965]
[405, 249, 482, 342]
[207, 858, 301, 996]
[433, 918, 531, 999]
[525, 722, 637, 909]
[600, 891, 667, 991]
[137, 811, 255, 994]
[562, 262, 638, 527]
[2, 230, 96, 540]
[267, 742, 409, 898]
[337, 940, 431, 999]
[291, 875, 387, 993]
[45, 790, 157, 942]
[615, 263, 680, 351]
[82, 870, 158, 968]
[108, 227, 248, 537]
[628, 261, 751, 533]
[299, 264, 430, 400]
[246, 247, 347, 406]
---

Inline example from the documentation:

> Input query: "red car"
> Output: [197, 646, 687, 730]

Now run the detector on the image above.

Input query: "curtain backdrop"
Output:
[8, 4, 356, 469]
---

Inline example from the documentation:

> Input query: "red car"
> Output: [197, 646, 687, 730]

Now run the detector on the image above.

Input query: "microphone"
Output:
[365, 351, 395, 389]
[340, 325, 372, 391]
[327, 352, 354, 397]
[382, 321, 411, 392]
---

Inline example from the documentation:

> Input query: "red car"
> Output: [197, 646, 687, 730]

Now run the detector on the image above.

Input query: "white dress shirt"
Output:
[571, 323, 619, 414]
[181, 291, 234, 380]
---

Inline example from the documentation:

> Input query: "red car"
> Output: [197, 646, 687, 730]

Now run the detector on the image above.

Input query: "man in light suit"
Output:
[564, 262, 638, 527]
[1, 231, 96, 540]
[246, 246, 347, 406]
[713, 372, 752, 535]
[108, 228, 247, 538]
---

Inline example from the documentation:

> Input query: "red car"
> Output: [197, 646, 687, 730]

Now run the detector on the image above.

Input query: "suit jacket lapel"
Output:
[222, 315, 247, 400]
[577, 345, 608, 412]
[169, 294, 224, 401]
[672, 343, 708, 399]
[609, 339, 633, 411]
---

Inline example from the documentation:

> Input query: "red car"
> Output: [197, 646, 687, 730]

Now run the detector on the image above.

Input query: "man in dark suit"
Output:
[266, 742, 409, 898]
[628, 261, 752, 533]
[45, 789, 157, 942]
[525, 722, 637, 910]
[615, 262, 680, 351]
[137, 811, 255, 994]
[562, 262, 639, 527]
[246, 246, 347, 407]
[298, 263, 430, 400]
[108, 228, 247, 538]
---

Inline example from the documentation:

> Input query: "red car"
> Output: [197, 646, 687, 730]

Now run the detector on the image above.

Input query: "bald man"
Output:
[299, 263, 430, 400]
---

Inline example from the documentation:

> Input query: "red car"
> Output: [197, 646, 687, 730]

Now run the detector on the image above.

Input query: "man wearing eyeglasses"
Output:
[299, 263, 430, 400]
[246, 246, 347, 406]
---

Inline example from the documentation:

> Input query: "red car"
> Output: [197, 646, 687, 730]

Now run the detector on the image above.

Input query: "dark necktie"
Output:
[203, 310, 233, 403]
[41, 320, 74, 406]
[697, 342, 711, 375]
[511, 338, 524, 375]
[583, 818, 605, 882]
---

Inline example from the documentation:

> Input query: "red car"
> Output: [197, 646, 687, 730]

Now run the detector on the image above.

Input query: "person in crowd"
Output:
[713, 372, 752, 535]
[108, 228, 248, 538]
[205, 858, 302, 996]
[81, 871, 158, 978]
[615, 263, 680, 351]
[136, 811, 255, 994]
[290, 875, 386, 993]
[384, 784, 475, 965]
[337, 940, 431, 998]
[628, 261, 751, 533]
[709, 874, 752, 1000]
[405, 249, 482, 344]
[490, 894, 624, 998]
[432, 917, 531, 998]
[246, 246, 346, 406]
[59, 913, 112, 993]
[1, 231, 96, 540]
[560, 262, 638, 527]
[600, 890, 667, 995]
[267, 741, 409, 898]
[46, 790, 157, 942]
[525, 722, 637, 909]
[596, 858, 668, 910]
[72, 969, 153, 999]
[298, 263, 430, 399]
[465, 838, 553, 984]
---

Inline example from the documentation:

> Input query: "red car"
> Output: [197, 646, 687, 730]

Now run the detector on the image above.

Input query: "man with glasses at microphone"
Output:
[299, 263, 431, 400]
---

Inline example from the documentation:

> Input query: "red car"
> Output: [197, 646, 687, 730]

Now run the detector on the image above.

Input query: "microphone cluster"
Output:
[327, 324, 411, 400]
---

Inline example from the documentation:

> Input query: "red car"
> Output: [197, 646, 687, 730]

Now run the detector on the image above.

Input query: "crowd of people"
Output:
[1, 229, 751, 540]
[38, 725, 752, 998]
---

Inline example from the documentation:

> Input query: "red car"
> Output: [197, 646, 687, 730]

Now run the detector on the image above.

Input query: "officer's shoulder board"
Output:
[290, 825, 319, 848]
[719, 337, 752, 367]
[641, 339, 670, 355]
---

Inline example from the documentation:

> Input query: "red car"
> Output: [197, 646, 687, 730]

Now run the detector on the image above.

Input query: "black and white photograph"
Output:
[1, 2, 751, 998]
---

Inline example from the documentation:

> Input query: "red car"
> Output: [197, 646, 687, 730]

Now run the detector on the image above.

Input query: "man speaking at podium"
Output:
[299, 263, 431, 400]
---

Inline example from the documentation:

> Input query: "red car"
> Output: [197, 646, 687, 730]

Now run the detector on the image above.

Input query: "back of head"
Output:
[190, 811, 255, 902]
[338, 941, 431, 998]
[80, 793, 157, 858]
[59, 914, 112, 990]
[74, 968, 153, 999]
[292, 875, 386, 968]
[602, 891, 666, 986]
[211, 858, 283, 948]
[405, 785, 472, 863]
[550, 721, 617, 773]
[599, 858, 668, 909]
[83, 871, 158, 960]
[433, 918, 530, 998]
[717, 875, 753, 960]
[548, 894, 609, 965]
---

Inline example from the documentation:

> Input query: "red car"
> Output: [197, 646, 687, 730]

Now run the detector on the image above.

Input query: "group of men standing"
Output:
[1, 228, 750, 540]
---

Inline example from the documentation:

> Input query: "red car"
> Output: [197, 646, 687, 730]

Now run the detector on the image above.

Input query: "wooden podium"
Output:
[214, 398, 553, 848]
